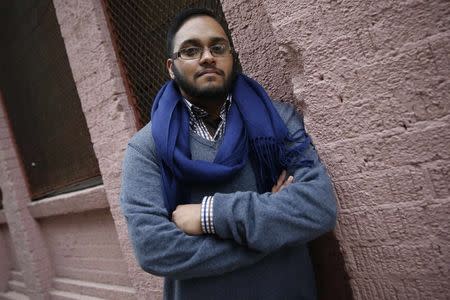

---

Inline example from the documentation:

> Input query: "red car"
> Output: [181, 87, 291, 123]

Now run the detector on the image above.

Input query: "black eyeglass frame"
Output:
[170, 44, 234, 60]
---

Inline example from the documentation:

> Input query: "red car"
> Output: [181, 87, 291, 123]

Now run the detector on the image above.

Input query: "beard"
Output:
[172, 64, 236, 100]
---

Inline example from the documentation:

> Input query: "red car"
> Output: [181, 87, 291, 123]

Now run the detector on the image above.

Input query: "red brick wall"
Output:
[222, 0, 450, 299]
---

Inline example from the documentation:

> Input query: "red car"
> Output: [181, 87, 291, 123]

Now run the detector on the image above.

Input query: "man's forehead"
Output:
[173, 15, 228, 49]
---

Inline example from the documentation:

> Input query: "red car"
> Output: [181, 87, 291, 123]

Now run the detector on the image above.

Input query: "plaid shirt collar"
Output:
[183, 94, 232, 141]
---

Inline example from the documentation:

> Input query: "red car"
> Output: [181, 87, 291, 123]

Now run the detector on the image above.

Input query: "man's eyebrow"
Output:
[209, 36, 229, 44]
[179, 36, 229, 48]
[179, 38, 201, 47]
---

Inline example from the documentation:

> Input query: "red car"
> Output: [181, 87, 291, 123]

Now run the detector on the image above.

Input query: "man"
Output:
[120, 8, 337, 300]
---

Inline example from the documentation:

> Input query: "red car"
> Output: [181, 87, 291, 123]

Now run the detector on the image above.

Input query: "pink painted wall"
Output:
[0, 225, 13, 291]
[222, 0, 450, 299]
[52, 0, 163, 298]
[0, 1, 138, 298]
[0, 92, 54, 299]
[0, 224, 22, 292]
[1, 225, 20, 272]
[39, 209, 131, 286]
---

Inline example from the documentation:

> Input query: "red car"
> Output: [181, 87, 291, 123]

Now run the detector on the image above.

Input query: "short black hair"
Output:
[166, 8, 225, 57]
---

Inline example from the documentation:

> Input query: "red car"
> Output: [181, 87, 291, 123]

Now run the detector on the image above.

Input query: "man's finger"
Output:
[280, 176, 294, 191]
[285, 176, 293, 185]
[277, 170, 287, 186]
[272, 170, 287, 192]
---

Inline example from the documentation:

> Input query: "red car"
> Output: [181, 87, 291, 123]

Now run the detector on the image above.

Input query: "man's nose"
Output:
[199, 47, 215, 64]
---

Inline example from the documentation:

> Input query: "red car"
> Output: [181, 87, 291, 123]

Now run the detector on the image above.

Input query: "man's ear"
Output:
[166, 59, 175, 80]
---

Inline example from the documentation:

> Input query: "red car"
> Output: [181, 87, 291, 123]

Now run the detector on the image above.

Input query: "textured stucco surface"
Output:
[28, 185, 109, 219]
[52, 0, 163, 298]
[0, 224, 12, 292]
[39, 209, 131, 286]
[0, 96, 54, 299]
[223, 0, 450, 299]
[221, 0, 298, 106]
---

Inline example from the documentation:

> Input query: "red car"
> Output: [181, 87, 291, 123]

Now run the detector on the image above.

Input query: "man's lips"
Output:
[195, 69, 224, 78]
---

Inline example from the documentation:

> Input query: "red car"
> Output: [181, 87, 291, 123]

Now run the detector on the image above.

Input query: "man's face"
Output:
[167, 15, 234, 100]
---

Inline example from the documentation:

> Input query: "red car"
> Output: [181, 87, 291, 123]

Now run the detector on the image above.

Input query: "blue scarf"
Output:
[151, 74, 312, 214]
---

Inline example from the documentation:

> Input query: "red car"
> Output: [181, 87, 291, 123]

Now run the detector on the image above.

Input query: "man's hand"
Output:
[172, 204, 203, 235]
[272, 170, 293, 193]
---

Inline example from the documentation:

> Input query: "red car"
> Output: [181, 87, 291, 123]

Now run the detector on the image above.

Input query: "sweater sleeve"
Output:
[212, 104, 337, 253]
[120, 142, 266, 280]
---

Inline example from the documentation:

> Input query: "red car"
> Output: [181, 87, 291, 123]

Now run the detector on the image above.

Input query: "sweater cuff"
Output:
[201, 196, 215, 234]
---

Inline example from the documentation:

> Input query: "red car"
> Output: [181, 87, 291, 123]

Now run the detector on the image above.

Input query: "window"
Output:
[0, 0, 102, 200]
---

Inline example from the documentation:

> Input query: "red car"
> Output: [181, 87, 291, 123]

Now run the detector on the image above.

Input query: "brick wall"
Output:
[223, 0, 450, 299]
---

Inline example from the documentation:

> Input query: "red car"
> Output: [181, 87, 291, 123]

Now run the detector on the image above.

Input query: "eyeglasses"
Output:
[171, 44, 232, 60]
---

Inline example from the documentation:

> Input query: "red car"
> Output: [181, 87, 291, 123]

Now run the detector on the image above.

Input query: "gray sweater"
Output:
[120, 101, 337, 300]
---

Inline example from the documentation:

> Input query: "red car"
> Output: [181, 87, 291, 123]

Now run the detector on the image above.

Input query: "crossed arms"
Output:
[172, 170, 293, 235]
[120, 104, 337, 280]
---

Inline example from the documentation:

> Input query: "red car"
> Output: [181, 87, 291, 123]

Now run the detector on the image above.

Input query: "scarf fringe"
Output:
[250, 135, 314, 191]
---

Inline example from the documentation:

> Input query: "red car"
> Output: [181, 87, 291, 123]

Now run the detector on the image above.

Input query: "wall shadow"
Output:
[309, 232, 354, 300]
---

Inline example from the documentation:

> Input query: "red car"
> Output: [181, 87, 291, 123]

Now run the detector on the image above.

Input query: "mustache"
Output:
[195, 68, 225, 78]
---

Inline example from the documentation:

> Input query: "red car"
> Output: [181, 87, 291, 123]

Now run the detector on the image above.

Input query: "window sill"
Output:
[28, 185, 109, 219]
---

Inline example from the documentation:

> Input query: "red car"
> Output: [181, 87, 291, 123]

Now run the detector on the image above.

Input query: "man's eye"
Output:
[181, 47, 201, 57]
[210, 44, 226, 54]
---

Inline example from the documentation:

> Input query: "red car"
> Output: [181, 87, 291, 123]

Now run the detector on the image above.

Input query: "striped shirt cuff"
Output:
[201, 196, 215, 234]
